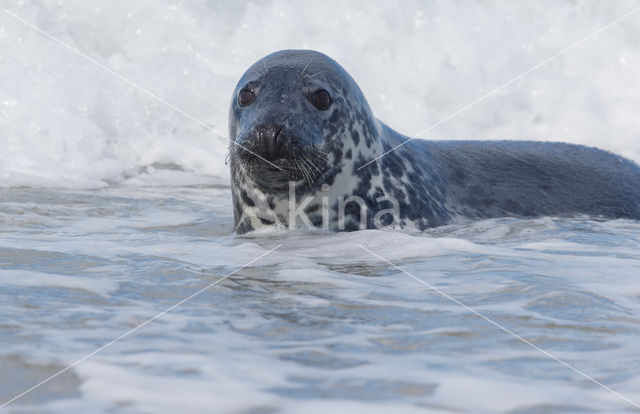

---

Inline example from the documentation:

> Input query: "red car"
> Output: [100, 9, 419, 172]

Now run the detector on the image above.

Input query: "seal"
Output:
[228, 49, 640, 234]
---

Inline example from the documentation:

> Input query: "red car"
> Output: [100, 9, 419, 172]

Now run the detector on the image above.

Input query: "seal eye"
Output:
[310, 89, 332, 111]
[238, 89, 256, 107]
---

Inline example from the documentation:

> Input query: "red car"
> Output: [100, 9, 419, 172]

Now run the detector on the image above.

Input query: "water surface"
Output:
[1, 186, 640, 413]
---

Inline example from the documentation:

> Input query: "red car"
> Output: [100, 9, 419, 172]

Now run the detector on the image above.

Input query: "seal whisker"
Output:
[297, 157, 314, 186]
[304, 151, 328, 171]
[310, 152, 328, 164]
[238, 157, 250, 177]
[297, 158, 311, 186]
[302, 158, 319, 185]
[307, 70, 326, 79]
[300, 57, 314, 78]
[309, 149, 329, 158]
[298, 157, 313, 179]
[291, 158, 304, 184]
[252, 67, 263, 78]
[236, 158, 245, 177]
[301, 155, 322, 173]
[308, 145, 329, 158]
[243, 156, 255, 176]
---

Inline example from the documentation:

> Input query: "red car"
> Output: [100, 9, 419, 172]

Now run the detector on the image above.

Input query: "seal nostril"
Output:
[274, 125, 284, 145]
[253, 125, 285, 160]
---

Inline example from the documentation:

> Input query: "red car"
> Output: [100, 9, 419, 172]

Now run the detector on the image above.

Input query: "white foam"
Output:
[1, 2, 639, 188]
[0, 269, 118, 297]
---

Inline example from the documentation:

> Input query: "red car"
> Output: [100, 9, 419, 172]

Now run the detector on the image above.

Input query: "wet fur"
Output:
[229, 50, 640, 233]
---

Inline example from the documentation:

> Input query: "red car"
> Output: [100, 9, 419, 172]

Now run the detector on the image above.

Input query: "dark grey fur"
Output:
[228, 50, 640, 233]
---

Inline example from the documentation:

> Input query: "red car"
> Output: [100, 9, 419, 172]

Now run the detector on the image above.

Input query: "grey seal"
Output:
[228, 49, 640, 233]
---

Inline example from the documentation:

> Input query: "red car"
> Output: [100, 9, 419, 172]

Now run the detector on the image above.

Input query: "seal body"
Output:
[228, 50, 640, 233]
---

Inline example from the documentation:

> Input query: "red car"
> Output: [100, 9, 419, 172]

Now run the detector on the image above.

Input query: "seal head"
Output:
[228, 50, 390, 233]
[230, 50, 379, 189]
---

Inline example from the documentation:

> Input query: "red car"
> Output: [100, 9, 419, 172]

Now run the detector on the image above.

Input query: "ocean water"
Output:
[1, 1, 640, 413]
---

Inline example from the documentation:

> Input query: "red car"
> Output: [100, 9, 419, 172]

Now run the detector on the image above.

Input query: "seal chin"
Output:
[230, 136, 329, 192]
[248, 163, 296, 192]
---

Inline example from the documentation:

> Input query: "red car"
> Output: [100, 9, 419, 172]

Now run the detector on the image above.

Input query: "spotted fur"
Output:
[229, 50, 640, 234]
